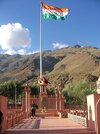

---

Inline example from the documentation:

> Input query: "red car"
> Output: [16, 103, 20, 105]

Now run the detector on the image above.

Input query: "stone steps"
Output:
[5, 118, 96, 134]
[6, 129, 96, 134]
[36, 109, 59, 117]
[36, 112, 59, 117]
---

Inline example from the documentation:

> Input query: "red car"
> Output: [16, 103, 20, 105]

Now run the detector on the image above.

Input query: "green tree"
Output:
[46, 87, 55, 96]
[63, 84, 77, 105]
[0, 80, 23, 104]
[62, 80, 96, 106]
[30, 85, 39, 95]
[74, 80, 96, 105]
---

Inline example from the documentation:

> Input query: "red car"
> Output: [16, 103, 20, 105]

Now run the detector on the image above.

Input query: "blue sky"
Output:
[0, 0, 100, 55]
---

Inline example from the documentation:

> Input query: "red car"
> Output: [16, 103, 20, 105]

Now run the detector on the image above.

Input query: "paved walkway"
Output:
[5, 117, 96, 134]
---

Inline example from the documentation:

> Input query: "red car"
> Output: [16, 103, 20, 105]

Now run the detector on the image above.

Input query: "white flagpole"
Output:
[40, 0, 42, 92]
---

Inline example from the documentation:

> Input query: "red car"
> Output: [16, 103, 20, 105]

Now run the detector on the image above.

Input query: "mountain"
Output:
[0, 46, 100, 87]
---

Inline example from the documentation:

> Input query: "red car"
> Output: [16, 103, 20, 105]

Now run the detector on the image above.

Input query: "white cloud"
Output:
[4, 48, 26, 55]
[53, 42, 68, 49]
[18, 49, 26, 55]
[0, 23, 31, 55]
[27, 50, 39, 55]
[32, 50, 39, 54]
[4, 49, 17, 55]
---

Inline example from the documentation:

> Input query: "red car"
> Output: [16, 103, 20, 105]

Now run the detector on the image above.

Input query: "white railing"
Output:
[68, 113, 87, 127]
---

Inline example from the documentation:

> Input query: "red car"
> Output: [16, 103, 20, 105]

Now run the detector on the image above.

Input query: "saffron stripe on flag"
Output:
[42, 4, 70, 13]
[42, 3, 70, 20]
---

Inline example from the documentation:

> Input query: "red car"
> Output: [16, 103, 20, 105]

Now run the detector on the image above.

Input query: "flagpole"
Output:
[40, 0, 42, 92]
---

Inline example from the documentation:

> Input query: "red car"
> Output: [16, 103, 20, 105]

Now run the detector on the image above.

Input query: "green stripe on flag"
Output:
[43, 13, 67, 20]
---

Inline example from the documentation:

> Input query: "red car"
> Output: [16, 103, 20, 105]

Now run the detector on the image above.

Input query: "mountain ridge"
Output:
[0, 46, 100, 86]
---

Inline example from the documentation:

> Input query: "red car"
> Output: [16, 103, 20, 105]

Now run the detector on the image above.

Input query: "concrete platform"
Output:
[5, 117, 96, 134]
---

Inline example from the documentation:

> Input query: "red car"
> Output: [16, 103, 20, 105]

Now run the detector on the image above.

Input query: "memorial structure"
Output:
[22, 77, 64, 117]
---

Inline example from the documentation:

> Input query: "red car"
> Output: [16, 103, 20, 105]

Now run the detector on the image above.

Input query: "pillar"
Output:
[39, 92, 48, 112]
[22, 83, 31, 114]
[96, 99, 100, 134]
[87, 94, 100, 131]
[0, 96, 7, 132]
[96, 77, 100, 94]
[55, 89, 59, 110]
[58, 82, 64, 111]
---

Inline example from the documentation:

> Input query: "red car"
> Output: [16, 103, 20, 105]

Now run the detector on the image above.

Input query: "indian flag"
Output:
[42, 3, 70, 20]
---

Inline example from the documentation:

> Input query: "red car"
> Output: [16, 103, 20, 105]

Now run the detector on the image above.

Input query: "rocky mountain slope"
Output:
[0, 46, 100, 87]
